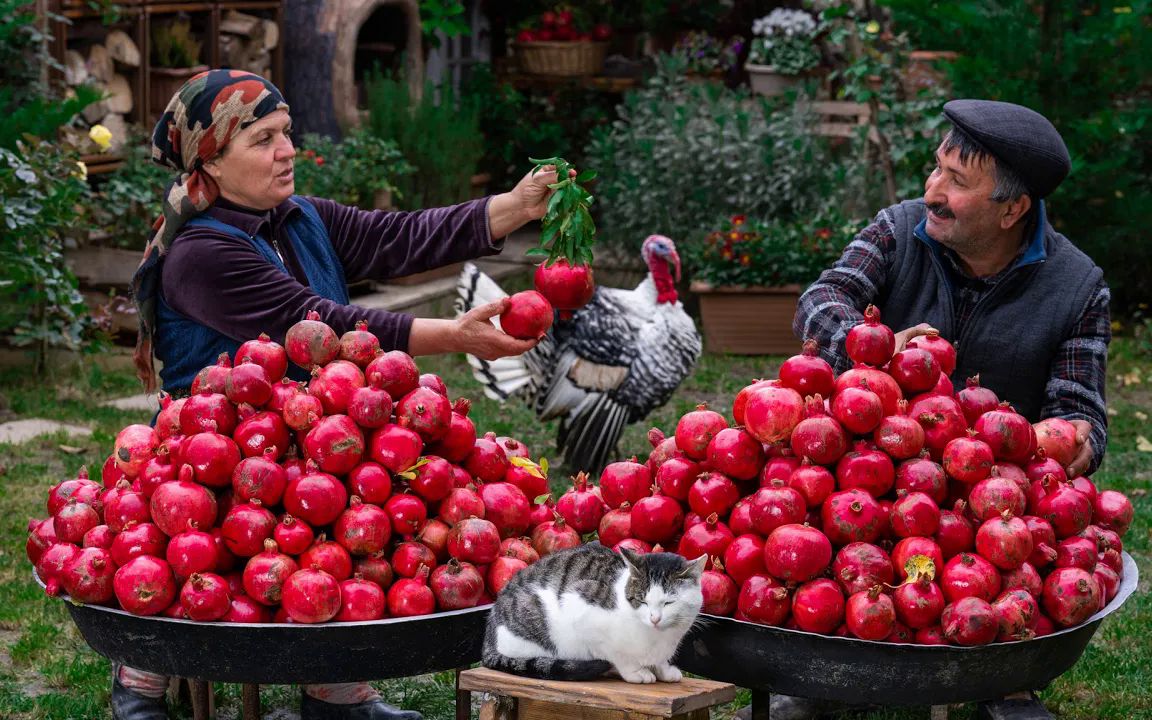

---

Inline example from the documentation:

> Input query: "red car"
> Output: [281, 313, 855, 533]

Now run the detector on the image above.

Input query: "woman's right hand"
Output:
[455, 299, 540, 360]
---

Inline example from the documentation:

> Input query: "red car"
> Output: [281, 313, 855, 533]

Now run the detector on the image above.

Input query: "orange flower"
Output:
[729, 231, 740, 241]
[732, 214, 746, 225]
[721, 249, 733, 260]
[740, 254, 751, 266]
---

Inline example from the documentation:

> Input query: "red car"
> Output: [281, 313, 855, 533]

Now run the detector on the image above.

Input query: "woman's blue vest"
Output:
[153, 197, 350, 393]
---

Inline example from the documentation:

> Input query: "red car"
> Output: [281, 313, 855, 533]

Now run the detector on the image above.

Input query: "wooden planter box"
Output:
[691, 281, 802, 355]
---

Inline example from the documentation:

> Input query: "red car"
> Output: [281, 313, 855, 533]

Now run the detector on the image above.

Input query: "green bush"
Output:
[293, 128, 413, 210]
[80, 133, 171, 250]
[363, 68, 484, 209]
[686, 211, 860, 288]
[0, 143, 104, 373]
[587, 55, 855, 253]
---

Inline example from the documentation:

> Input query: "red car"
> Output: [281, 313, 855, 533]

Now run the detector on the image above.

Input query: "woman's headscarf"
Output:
[131, 69, 289, 392]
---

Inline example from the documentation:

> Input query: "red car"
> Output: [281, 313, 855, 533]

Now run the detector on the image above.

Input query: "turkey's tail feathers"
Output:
[456, 262, 553, 402]
[558, 393, 630, 475]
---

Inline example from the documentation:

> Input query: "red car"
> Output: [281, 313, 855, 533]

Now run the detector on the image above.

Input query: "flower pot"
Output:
[149, 65, 209, 116]
[514, 41, 608, 77]
[745, 63, 805, 97]
[690, 281, 803, 355]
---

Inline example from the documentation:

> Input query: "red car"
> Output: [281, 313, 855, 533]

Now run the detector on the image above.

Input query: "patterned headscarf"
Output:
[131, 69, 289, 392]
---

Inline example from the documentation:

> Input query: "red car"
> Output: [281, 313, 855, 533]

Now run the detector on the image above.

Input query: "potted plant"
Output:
[687, 212, 856, 355]
[745, 8, 823, 97]
[292, 128, 413, 212]
[149, 17, 207, 116]
[671, 31, 745, 84]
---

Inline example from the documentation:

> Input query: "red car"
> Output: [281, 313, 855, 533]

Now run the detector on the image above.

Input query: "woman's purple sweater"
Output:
[159, 195, 503, 353]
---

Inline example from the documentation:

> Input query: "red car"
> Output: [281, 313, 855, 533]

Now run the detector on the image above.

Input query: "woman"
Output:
[120, 69, 554, 720]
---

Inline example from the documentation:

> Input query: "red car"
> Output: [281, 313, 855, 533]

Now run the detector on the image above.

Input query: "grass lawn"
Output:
[0, 342, 1147, 720]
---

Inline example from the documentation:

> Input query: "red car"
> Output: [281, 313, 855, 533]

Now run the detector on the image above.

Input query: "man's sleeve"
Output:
[1040, 279, 1111, 474]
[793, 211, 896, 373]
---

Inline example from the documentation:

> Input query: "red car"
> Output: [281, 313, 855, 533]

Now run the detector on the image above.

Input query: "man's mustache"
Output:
[927, 203, 954, 219]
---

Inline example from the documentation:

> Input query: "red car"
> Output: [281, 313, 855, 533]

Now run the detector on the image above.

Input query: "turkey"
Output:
[456, 235, 702, 475]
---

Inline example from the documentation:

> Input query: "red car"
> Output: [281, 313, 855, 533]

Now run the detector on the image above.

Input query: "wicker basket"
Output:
[514, 41, 608, 77]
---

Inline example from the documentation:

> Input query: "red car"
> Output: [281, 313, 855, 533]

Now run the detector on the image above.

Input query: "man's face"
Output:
[922, 141, 1007, 255]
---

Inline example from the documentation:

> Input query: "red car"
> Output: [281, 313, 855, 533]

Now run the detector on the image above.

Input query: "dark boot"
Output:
[977, 692, 1055, 720]
[301, 692, 424, 720]
[111, 677, 169, 720]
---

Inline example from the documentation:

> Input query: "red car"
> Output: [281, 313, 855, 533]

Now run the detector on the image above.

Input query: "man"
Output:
[778, 100, 1111, 720]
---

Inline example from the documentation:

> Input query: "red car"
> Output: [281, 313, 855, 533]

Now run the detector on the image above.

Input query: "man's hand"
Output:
[1066, 419, 1094, 478]
[893, 323, 938, 353]
[454, 299, 540, 360]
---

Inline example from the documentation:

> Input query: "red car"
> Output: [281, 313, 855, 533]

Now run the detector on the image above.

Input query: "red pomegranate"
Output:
[600, 458, 651, 509]
[478, 482, 532, 539]
[906, 330, 956, 377]
[180, 572, 232, 621]
[533, 259, 594, 317]
[763, 523, 831, 582]
[448, 517, 502, 565]
[890, 491, 940, 538]
[942, 596, 998, 646]
[1033, 417, 1079, 467]
[430, 558, 486, 609]
[941, 552, 1001, 603]
[779, 339, 836, 399]
[789, 395, 849, 466]
[749, 482, 806, 537]
[555, 473, 604, 535]
[821, 490, 884, 545]
[284, 468, 348, 527]
[500, 290, 554, 339]
[888, 347, 941, 394]
[743, 387, 804, 444]
[113, 555, 177, 616]
[873, 400, 926, 460]
[236, 333, 288, 383]
[334, 497, 392, 556]
[285, 311, 340, 368]
[706, 427, 765, 481]
[1093, 490, 1134, 536]
[61, 546, 116, 604]
[387, 565, 436, 617]
[845, 585, 895, 640]
[835, 442, 895, 498]
[242, 539, 299, 605]
[631, 490, 685, 544]
[150, 466, 218, 537]
[282, 566, 341, 623]
[384, 494, 427, 536]
[956, 375, 999, 426]
[845, 305, 894, 366]
[791, 578, 845, 633]
[738, 575, 791, 626]
[895, 452, 947, 504]
[365, 350, 420, 400]
[679, 514, 735, 563]
[232, 450, 288, 506]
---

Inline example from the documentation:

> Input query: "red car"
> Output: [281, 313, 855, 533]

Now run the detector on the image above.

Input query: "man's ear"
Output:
[1000, 193, 1033, 230]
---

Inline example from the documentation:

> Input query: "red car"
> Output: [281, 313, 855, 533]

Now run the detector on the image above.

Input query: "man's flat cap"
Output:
[943, 99, 1070, 198]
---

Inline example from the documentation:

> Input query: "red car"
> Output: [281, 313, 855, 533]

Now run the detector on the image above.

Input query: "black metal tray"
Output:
[675, 552, 1138, 706]
[34, 566, 489, 684]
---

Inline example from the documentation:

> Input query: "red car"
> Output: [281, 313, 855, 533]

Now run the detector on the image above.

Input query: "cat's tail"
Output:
[482, 648, 612, 681]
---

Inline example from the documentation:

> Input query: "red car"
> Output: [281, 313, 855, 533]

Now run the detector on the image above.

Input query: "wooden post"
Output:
[456, 668, 471, 720]
[189, 679, 211, 720]
[242, 683, 261, 720]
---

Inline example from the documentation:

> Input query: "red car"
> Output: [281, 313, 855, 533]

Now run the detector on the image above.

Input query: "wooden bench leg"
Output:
[189, 679, 211, 720]
[456, 668, 470, 720]
[243, 683, 261, 720]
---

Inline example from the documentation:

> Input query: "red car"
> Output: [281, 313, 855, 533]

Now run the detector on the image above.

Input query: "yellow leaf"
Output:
[509, 456, 545, 478]
[1136, 436, 1152, 453]
[540, 457, 550, 476]
[904, 554, 936, 582]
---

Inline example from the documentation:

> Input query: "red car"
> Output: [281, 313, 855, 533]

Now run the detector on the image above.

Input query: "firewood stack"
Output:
[219, 10, 279, 78]
[63, 29, 139, 154]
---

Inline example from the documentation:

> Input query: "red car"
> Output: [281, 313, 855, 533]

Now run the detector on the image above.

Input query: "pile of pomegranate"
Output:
[595, 306, 1134, 645]
[27, 313, 577, 624]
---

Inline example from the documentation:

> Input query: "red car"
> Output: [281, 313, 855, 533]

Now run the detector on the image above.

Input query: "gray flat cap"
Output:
[943, 99, 1071, 198]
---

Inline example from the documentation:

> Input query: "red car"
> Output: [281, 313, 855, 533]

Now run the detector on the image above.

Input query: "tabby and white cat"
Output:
[482, 544, 706, 683]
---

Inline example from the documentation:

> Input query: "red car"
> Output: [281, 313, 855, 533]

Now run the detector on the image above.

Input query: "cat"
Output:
[482, 543, 706, 683]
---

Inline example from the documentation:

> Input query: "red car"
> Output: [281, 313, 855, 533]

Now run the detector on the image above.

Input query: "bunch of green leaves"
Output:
[363, 67, 484, 209]
[527, 156, 597, 267]
[292, 128, 413, 209]
[419, 0, 469, 47]
[684, 210, 860, 288]
[0, 0, 104, 149]
[588, 55, 855, 254]
[81, 133, 171, 250]
[0, 142, 105, 374]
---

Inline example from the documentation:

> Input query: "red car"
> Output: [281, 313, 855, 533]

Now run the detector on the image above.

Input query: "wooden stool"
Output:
[457, 667, 737, 720]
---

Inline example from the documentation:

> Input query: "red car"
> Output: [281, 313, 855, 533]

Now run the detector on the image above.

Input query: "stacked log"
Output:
[220, 10, 279, 78]
[65, 29, 141, 154]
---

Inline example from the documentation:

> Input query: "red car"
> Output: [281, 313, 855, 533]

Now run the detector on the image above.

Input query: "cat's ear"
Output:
[679, 555, 708, 580]
[620, 548, 644, 572]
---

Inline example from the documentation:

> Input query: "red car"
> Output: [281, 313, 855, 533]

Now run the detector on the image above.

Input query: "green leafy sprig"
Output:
[527, 156, 597, 267]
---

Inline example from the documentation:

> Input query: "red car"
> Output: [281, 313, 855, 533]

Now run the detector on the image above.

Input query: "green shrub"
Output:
[363, 68, 484, 209]
[587, 55, 854, 253]
[81, 133, 171, 250]
[0, 142, 105, 373]
[293, 128, 413, 210]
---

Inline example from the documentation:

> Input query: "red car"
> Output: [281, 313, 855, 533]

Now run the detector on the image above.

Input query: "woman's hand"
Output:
[487, 165, 577, 238]
[407, 301, 539, 359]
[455, 299, 540, 360]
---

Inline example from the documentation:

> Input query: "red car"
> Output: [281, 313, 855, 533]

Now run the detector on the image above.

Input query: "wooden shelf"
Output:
[43, 0, 285, 149]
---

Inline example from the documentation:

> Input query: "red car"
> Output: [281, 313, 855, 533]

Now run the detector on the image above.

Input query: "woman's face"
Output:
[204, 109, 296, 210]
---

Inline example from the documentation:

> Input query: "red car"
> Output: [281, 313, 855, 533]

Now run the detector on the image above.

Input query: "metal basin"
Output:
[675, 552, 1138, 706]
[35, 567, 489, 685]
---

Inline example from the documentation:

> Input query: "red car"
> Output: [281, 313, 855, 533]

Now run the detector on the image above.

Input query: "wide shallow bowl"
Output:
[675, 552, 1138, 706]
[35, 568, 490, 684]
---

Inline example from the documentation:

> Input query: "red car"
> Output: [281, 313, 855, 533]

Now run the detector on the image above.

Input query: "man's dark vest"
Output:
[876, 199, 1102, 421]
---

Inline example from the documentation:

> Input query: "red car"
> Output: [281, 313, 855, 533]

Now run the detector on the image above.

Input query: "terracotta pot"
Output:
[690, 281, 803, 355]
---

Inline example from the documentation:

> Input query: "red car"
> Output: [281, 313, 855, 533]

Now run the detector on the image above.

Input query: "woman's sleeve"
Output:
[307, 196, 506, 283]
[162, 230, 415, 351]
